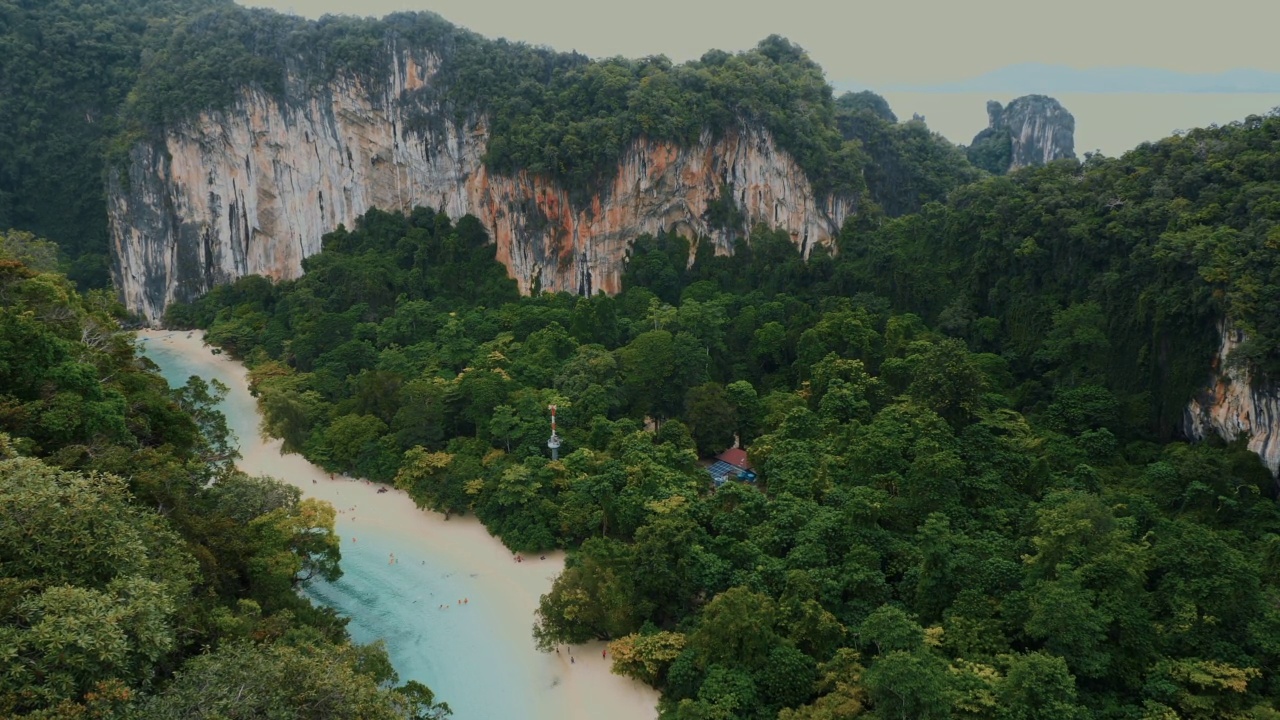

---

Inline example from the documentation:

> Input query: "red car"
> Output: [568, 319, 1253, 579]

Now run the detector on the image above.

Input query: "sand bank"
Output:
[137, 330, 658, 720]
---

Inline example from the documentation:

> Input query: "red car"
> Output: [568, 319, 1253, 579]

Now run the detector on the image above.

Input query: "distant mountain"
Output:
[835, 64, 1280, 94]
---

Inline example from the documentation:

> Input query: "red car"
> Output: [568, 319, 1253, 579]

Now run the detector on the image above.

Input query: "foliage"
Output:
[125, 16, 876, 203]
[0, 457, 194, 711]
[609, 631, 688, 685]
[177, 201, 1280, 719]
[834, 92, 984, 217]
[23, 6, 1280, 720]
[836, 111, 1280, 432]
[0, 247, 447, 716]
[0, 0, 229, 289]
[967, 125, 1014, 175]
[138, 640, 451, 719]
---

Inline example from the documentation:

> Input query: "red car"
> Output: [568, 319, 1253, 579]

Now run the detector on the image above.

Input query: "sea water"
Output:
[139, 335, 562, 719]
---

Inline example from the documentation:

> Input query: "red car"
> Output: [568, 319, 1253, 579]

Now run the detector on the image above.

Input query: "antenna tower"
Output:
[547, 404, 561, 460]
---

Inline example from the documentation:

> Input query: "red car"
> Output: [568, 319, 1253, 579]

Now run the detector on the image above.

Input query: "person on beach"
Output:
[602, 649, 607, 659]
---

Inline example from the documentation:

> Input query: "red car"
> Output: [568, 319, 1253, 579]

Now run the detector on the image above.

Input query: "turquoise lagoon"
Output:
[139, 334, 590, 720]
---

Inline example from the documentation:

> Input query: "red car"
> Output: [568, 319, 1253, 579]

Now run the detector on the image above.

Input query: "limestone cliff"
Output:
[966, 95, 1075, 174]
[1184, 323, 1280, 476]
[109, 51, 855, 324]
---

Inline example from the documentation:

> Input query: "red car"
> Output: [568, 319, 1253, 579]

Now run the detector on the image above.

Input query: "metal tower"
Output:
[547, 404, 561, 460]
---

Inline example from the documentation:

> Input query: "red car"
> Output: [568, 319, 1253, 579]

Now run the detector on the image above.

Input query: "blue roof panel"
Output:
[707, 461, 739, 478]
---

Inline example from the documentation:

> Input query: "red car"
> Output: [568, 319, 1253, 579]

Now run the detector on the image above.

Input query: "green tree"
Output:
[395, 447, 458, 514]
[689, 587, 780, 671]
[1032, 302, 1112, 388]
[533, 538, 642, 647]
[862, 650, 952, 720]
[725, 380, 764, 447]
[138, 640, 449, 719]
[906, 339, 988, 426]
[316, 414, 389, 472]
[608, 631, 688, 685]
[858, 605, 925, 655]
[999, 652, 1088, 720]
[0, 456, 195, 713]
[684, 382, 737, 457]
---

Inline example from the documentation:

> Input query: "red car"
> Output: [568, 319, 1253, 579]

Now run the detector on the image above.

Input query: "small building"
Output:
[707, 448, 756, 488]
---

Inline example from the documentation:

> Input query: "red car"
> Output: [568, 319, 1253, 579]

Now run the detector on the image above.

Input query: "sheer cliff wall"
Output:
[108, 51, 854, 324]
[1185, 323, 1280, 476]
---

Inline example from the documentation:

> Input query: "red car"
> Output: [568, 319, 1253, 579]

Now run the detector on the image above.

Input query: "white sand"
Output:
[138, 330, 659, 720]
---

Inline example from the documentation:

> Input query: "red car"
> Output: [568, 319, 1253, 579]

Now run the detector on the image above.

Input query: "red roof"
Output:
[716, 448, 751, 470]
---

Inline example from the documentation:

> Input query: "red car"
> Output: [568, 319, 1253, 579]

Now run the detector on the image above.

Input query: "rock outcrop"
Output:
[1184, 322, 1280, 476]
[108, 51, 855, 324]
[967, 95, 1075, 174]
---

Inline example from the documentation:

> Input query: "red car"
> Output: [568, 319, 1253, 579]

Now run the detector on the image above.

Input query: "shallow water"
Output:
[303, 531, 547, 720]
[138, 335, 577, 719]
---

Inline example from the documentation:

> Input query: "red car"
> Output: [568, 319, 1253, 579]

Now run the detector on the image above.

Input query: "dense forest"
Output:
[0, 234, 450, 716]
[0, 0, 975, 293]
[168, 107, 1280, 720]
[0, 0, 233, 289]
[8, 1, 1280, 718]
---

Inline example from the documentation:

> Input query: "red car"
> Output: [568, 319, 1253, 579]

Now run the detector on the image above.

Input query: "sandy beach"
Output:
[138, 330, 659, 720]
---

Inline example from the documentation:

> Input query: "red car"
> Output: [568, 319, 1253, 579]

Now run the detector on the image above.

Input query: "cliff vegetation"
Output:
[2, 0, 978, 289]
[121, 7, 961, 206]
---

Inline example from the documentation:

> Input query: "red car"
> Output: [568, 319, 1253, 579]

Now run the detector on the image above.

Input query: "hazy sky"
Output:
[237, 0, 1280, 85]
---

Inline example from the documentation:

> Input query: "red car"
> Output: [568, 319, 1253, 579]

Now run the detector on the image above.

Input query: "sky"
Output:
[237, 0, 1280, 86]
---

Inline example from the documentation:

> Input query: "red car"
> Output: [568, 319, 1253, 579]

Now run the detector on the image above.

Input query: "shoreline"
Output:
[137, 329, 659, 720]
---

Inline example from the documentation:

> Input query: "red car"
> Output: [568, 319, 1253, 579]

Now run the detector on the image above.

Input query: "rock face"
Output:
[968, 95, 1075, 173]
[1184, 323, 1280, 476]
[109, 51, 855, 324]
